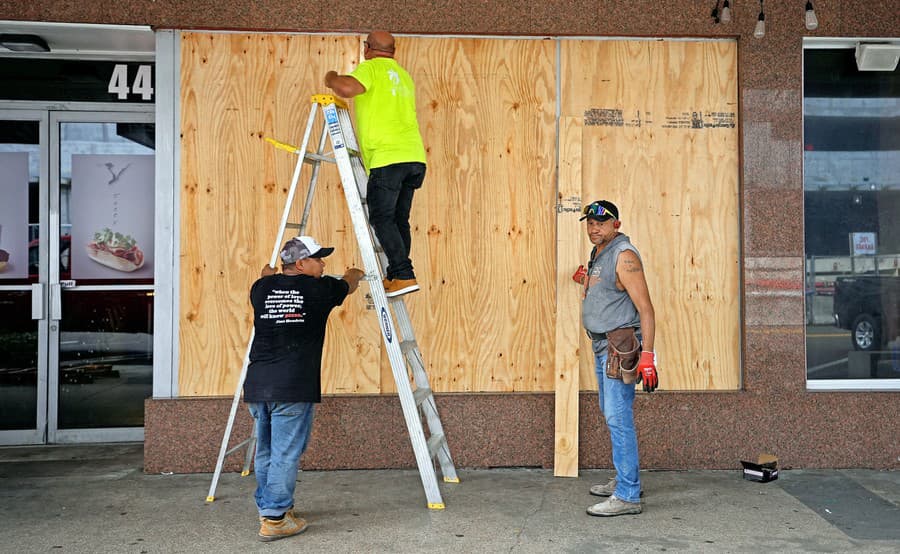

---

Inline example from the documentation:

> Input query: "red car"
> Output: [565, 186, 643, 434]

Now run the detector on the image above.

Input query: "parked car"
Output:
[833, 275, 900, 351]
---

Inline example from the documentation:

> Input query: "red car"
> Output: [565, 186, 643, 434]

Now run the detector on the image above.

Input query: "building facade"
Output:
[0, 1, 897, 474]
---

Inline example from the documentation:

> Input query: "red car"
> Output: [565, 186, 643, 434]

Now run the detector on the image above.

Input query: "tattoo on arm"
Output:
[622, 257, 643, 273]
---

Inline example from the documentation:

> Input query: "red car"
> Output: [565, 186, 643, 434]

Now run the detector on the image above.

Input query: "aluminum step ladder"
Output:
[206, 94, 458, 510]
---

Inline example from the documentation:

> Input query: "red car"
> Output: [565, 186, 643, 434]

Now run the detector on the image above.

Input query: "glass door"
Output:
[0, 109, 155, 444]
[0, 111, 48, 445]
[49, 112, 155, 443]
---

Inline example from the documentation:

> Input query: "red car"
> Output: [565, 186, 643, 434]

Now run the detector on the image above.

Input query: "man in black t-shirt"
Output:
[244, 235, 364, 542]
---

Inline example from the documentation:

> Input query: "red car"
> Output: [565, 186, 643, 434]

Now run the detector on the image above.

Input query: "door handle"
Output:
[50, 283, 62, 321]
[31, 283, 44, 320]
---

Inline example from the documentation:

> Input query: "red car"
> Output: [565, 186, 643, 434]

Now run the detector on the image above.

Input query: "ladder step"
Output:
[285, 222, 302, 230]
[303, 152, 335, 164]
[412, 386, 432, 407]
[426, 432, 446, 459]
[399, 339, 417, 355]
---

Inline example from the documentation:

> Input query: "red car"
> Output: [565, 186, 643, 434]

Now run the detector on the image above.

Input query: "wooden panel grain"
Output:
[400, 37, 558, 393]
[554, 117, 585, 477]
[179, 32, 382, 396]
[561, 39, 741, 391]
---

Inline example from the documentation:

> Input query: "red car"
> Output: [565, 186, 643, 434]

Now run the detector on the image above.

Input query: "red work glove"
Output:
[572, 265, 587, 285]
[637, 351, 658, 393]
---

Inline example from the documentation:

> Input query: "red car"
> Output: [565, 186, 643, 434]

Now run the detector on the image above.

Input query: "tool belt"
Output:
[605, 327, 641, 384]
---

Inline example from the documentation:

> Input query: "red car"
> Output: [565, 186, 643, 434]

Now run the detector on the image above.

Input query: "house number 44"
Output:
[108, 64, 154, 101]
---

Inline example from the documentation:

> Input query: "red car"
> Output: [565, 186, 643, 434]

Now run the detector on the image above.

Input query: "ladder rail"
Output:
[323, 99, 449, 509]
[268, 102, 320, 266]
[206, 329, 254, 502]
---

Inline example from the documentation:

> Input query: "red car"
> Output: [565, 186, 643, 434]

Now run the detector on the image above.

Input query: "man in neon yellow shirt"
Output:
[325, 31, 426, 298]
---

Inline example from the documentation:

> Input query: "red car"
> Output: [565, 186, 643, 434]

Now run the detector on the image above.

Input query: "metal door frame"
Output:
[0, 109, 49, 445]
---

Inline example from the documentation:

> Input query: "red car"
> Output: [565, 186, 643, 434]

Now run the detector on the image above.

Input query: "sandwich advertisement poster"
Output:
[70, 154, 154, 279]
[0, 152, 30, 279]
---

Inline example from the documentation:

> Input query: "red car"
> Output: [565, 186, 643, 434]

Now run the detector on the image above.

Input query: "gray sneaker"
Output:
[589, 477, 643, 498]
[589, 477, 617, 497]
[586, 495, 642, 517]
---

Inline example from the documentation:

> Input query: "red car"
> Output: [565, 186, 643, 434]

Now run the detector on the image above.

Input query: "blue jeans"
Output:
[248, 401, 315, 517]
[366, 162, 426, 280]
[594, 350, 641, 503]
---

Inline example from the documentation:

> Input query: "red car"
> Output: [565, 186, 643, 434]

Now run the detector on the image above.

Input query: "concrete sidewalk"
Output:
[1, 444, 898, 553]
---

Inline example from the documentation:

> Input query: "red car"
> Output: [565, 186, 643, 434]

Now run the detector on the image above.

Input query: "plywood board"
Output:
[399, 36, 558, 393]
[179, 33, 381, 396]
[560, 39, 741, 391]
[554, 117, 585, 477]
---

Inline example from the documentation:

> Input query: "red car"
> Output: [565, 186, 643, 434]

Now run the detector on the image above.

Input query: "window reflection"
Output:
[58, 290, 153, 428]
[804, 48, 900, 380]
[0, 292, 38, 430]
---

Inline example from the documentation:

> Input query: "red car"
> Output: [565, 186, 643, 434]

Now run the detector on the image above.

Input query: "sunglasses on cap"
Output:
[581, 202, 616, 219]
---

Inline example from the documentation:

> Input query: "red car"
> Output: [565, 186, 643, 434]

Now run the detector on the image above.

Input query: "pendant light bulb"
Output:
[754, 17, 765, 38]
[805, 1, 819, 31]
[721, 0, 732, 23]
[754, 2, 766, 39]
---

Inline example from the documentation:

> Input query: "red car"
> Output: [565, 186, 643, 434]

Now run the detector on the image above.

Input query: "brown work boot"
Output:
[258, 511, 308, 542]
[385, 278, 419, 298]
[258, 505, 303, 522]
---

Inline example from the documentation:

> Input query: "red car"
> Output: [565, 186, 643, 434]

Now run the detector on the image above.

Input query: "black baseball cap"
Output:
[579, 200, 619, 222]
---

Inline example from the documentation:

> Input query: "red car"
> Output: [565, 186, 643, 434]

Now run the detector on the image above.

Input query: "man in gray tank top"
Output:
[574, 200, 659, 517]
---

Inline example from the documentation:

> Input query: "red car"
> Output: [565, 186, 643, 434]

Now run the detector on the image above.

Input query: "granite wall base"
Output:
[144, 391, 899, 474]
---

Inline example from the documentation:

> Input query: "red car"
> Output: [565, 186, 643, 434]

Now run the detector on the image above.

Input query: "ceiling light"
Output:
[754, 1, 766, 39]
[855, 43, 900, 71]
[721, 0, 732, 23]
[805, 1, 819, 31]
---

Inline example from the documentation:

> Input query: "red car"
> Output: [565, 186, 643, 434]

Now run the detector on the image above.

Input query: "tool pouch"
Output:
[605, 327, 641, 384]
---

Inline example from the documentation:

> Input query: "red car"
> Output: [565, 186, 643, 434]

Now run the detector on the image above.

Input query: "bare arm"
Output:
[260, 264, 277, 278]
[616, 250, 656, 352]
[342, 268, 366, 294]
[324, 71, 366, 98]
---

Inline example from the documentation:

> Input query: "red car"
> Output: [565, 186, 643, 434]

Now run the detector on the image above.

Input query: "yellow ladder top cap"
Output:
[311, 93, 349, 110]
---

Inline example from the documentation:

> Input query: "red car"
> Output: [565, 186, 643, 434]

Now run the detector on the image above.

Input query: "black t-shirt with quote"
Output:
[244, 274, 350, 403]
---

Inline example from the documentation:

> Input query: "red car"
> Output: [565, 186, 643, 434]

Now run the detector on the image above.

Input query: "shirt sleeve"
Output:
[324, 276, 351, 307]
[349, 60, 374, 91]
[249, 277, 266, 308]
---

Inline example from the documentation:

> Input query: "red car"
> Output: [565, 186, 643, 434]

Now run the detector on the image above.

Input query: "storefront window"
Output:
[804, 45, 900, 385]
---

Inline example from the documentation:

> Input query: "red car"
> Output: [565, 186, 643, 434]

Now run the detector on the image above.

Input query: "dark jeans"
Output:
[366, 162, 426, 280]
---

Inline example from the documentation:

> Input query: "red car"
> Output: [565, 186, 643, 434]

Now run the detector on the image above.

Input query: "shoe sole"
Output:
[385, 284, 420, 297]
[586, 507, 642, 517]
